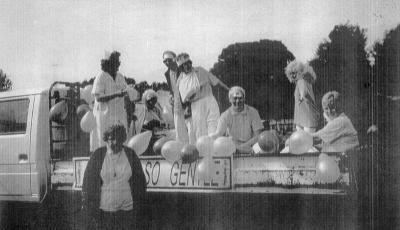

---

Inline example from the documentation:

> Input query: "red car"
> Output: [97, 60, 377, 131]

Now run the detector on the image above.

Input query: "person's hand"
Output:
[119, 89, 128, 97]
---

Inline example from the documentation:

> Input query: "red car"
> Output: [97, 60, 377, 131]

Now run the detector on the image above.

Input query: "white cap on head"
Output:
[229, 86, 245, 99]
[163, 51, 176, 61]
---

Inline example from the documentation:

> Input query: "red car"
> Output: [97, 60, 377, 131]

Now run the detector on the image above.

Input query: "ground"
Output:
[0, 190, 380, 230]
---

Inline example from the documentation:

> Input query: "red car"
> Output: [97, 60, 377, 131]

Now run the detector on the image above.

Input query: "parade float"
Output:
[0, 82, 355, 202]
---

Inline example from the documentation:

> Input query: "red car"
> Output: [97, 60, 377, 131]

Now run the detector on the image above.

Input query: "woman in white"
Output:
[176, 53, 229, 144]
[92, 51, 128, 149]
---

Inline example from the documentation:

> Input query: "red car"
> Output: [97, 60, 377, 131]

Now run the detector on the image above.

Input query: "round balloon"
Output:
[181, 144, 199, 164]
[315, 156, 341, 183]
[196, 157, 216, 181]
[161, 140, 184, 163]
[318, 153, 329, 159]
[80, 111, 96, 133]
[196, 136, 215, 157]
[50, 101, 69, 122]
[127, 131, 152, 155]
[288, 130, 313, 155]
[76, 104, 91, 117]
[258, 130, 279, 154]
[81, 85, 94, 105]
[213, 137, 236, 156]
[162, 106, 174, 127]
[153, 136, 174, 155]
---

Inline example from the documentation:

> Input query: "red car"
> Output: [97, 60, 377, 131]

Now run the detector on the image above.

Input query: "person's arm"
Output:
[239, 129, 262, 149]
[93, 73, 128, 102]
[216, 80, 230, 91]
[311, 120, 342, 145]
[198, 67, 229, 91]
[239, 108, 264, 148]
[95, 90, 127, 102]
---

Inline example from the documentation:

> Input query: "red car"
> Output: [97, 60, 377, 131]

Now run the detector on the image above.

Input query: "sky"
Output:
[0, 0, 399, 90]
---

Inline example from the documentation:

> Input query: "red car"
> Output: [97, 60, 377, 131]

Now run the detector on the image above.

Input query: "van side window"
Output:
[0, 99, 29, 134]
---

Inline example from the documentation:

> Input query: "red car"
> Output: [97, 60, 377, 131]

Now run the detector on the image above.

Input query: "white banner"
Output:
[141, 156, 232, 190]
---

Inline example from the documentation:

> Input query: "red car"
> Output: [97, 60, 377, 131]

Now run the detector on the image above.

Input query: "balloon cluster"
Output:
[151, 135, 236, 180]
[315, 153, 341, 183]
[80, 85, 94, 105]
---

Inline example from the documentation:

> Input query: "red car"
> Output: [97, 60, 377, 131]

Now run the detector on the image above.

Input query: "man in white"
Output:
[91, 51, 128, 149]
[210, 86, 264, 154]
[176, 53, 229, 144]
[162, 51, 189, 143]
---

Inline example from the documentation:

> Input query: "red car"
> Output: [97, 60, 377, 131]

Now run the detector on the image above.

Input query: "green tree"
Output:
[370, 24, 400, 230]
[309, 24, 371, 134]
[0, 69, 12, 92]
[211, 40, 295, 119]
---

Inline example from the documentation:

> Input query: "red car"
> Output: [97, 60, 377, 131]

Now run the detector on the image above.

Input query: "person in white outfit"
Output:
[91, 51, 128, 149]
[176, 53, 229, 144]
[162, 51, 189, 143]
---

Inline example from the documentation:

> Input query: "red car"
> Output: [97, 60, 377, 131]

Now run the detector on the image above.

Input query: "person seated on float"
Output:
[311, 91, 359, 152]
[210, 86, 264, 154]
[131, 89, 165, 135]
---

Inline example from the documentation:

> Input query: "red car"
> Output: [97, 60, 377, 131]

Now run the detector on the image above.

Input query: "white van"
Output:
[0, 82, 89, 202]
[0, 88, 50, 202]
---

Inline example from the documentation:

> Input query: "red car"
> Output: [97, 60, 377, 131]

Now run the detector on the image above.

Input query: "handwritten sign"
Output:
[72, 157, 89, 190]
[72, 156, 232, 190]
[141, 157, 232, 190]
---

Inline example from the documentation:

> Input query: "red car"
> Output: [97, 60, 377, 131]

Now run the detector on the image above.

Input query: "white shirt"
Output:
[100, 149, 133, 211]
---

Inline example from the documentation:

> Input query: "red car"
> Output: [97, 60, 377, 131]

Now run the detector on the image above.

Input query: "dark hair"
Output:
[102, 124, 127, 143]
[178, 60, 192, 73]
[101, 51, 121, 74]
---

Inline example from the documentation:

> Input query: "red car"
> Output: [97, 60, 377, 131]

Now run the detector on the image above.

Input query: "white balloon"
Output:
[196, 157, 216, 181]
[80, 111, 96, 132]
[213, 137, 236, 156]
[127, 131, 152, 155]
[196, 135, 215, 157]
[50, 101, 68, 122]
[318, 153, 329, 159]
[315, 156, 341, 183]
[81, 85, 94, 104]
[162, 106, 174, 127]
[161, 140, 185, 163]
[288, 130, 313, 155]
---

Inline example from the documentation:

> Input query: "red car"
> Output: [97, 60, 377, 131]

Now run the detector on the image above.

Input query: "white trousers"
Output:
[185, 96, 220, 145]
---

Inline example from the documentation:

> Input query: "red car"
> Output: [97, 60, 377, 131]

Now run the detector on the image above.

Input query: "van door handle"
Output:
[18, 154, 28, 163]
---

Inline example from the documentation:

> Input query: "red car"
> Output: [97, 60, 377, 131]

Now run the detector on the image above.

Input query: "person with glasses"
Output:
[284, 60, 319, 133]
[82, 124, 146, 230]
[91, 51, 129, 150]
[210, 86, 264, 154]
[176, 52, 229, 144]
[162, 51, 189, 143]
